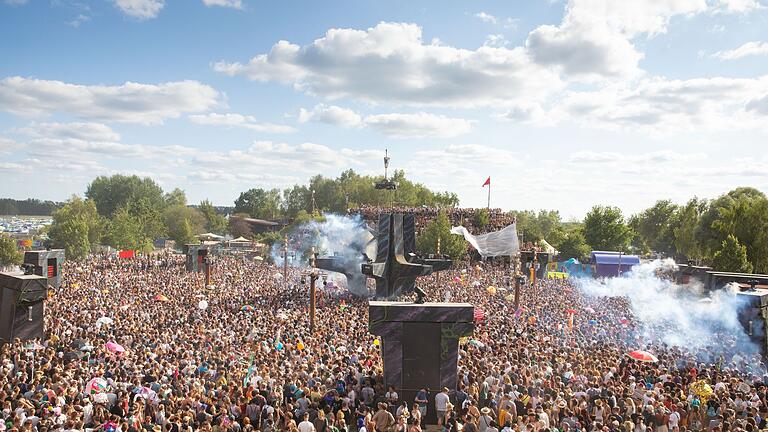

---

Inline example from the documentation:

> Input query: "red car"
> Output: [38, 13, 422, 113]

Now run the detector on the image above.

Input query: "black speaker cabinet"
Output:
[24, 249, 65, 289]
[0, 273, 48, 345]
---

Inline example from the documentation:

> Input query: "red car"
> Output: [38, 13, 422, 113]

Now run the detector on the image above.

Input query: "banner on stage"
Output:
[450, 223, 519, 258]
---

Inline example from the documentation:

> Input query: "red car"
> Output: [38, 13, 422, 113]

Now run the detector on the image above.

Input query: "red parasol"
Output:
[626, 350, 658, 363]
[473, 308, 485, 323]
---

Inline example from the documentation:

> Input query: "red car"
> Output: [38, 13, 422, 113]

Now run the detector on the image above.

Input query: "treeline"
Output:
[526, 187, 767, 274]
[0, 198, 60, 216]
[48, 175, 228, 260]
[47, 170, 458, 260]
[232, 169, 458, 220]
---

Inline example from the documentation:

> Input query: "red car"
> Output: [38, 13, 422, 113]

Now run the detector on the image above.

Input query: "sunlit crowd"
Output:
[1, 245, 768, 432]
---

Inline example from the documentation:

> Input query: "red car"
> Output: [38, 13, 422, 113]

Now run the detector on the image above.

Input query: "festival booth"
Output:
[557, 258, 594, 278]
[590, 251, 640, 278]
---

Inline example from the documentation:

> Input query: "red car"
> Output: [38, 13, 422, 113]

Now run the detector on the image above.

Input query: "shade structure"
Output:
[627, 350, 658, 362]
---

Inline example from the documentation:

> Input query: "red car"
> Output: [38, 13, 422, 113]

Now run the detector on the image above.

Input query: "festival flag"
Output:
[482, 177, 490, 187]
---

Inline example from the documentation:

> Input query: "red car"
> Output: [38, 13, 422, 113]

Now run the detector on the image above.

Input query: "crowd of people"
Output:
[1, 245, 768, 432]
[351, 206, 516, 235]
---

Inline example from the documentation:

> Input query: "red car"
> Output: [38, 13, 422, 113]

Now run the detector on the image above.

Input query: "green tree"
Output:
[234, 188, 282, 219]
[536, 210, 562, 240]
[629, 200, 679, 256]
[417, 211, 466, 261]
[48, 196, 103, 260]
[164, 205, 205, 245]
[512, 210, 543, 243]
[672, 198, 706, 262]
[696, 187, 768, 272]
[164, 188, 187, 207]
[556, 229, 591, 262]
[583, 205, 632, 252]
[107, 206, 148, 251]
[105, 197, 165, 252]
[86, 175, 166, 217]
[474, 208, 490, 230]
[712, 234, 753, 273]
[0, 234, 22, 267]
[199, 200, 227, 234]
[282, 185, 312, 218]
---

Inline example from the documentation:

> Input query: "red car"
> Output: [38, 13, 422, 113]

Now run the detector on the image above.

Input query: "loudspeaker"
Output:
[0, 273, 48, 345]
[23, 249, 65, 289]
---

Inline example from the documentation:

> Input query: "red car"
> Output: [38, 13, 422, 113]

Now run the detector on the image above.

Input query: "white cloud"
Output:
[475, 12, 497, 24]
[13, 122, 120, 142]
[202, 0, 243, 9]
[0, 77, 222, 124]
[570, 150, 702, 164]
[189, 141, 377, 172]
[214, 22, 563, 108]
[4, 0, 28, 5]
[114, 0, 164, 20]
[188, 113, 296, 133]
[525, 0, 721, 81]
[526, 23, 644, 80]
[552, 75, 768, 132]
[298, 105, 473, 138]
[712, 41, 768, 60]
[298, 104, 363, 128]
[712, 0, 764, 13]
[67, 14, 91, 27]
[484, 34, 509, 48]
[363, 112, 473, 139]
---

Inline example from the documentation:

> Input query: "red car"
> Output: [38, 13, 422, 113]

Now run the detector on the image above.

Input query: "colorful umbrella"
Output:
[105, 341, 125, 354]
[627, 350, 658, 363]
[24, 341, 45, 350]
[468, 339, 485, 348]
[153, 294, 170, 302]
[96, 317, 114, 326]
[473, 308, 485, 323]
[85, 377, 108, 395]
[240, 305, 255, 312]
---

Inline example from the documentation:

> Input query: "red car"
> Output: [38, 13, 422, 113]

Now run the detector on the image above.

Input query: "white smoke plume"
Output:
[575, 259, 765, 371]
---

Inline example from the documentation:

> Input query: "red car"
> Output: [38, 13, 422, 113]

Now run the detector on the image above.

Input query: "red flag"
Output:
[482, 176, 490, 187]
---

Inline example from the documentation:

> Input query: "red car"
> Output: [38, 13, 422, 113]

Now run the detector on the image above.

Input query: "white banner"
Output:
[450, 223, 520, 258]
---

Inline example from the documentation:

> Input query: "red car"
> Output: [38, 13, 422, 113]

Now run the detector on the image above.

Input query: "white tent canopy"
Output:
[198, 232, 224, 241]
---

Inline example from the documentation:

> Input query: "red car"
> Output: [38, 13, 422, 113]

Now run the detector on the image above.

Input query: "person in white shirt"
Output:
[435, 388, 451, 427]
[298, 412, 316, 432]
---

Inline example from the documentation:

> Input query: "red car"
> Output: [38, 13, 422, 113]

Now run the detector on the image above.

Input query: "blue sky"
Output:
[1, 0, 767, 219]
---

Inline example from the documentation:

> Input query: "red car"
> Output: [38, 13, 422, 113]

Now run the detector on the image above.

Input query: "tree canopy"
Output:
[48, 196, 103, 260]
[583, 206, 632, 252]
[416, 211, 467, 262]
[0, 234, 22, 267]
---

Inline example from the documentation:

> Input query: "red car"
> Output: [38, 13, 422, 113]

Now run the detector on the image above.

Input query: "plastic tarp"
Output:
[450, 223, 520, 258]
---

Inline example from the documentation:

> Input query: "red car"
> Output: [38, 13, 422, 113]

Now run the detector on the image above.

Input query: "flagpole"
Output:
[487, 181, 490, 210]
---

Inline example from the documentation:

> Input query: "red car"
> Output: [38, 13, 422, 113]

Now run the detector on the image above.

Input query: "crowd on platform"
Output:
[1, 251, 767, 432]
[350, 207, 516, 235]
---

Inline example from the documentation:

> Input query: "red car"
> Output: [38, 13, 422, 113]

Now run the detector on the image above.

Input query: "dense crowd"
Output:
[1, 251, 767, 432]
[351, 207, 516, 235]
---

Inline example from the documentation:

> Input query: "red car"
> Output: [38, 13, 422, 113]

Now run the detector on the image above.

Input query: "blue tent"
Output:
[590, 251, 639, 277]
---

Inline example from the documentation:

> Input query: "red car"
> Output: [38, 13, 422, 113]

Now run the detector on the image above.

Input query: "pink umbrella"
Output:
[105, 341, 125, 354]
[627, 350, 658, 363]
